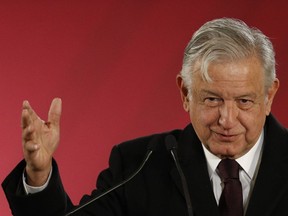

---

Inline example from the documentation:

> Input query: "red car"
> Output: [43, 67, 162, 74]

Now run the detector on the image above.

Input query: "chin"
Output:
[209, 144, 244, 159]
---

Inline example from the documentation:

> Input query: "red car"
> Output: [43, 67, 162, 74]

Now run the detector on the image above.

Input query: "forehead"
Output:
[192, 56, 265, 96]
[194, 55, 264, 81]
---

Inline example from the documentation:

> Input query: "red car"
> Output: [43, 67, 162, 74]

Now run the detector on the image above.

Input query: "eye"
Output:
[204, 97, 223, 107]
[237, 98, 254, 109]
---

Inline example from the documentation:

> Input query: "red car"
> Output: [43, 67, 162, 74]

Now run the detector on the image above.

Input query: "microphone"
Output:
[65, 141, 155, 215]
[165, 135, 194, 216]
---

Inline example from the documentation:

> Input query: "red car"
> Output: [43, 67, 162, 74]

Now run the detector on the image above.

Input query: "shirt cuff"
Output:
[22, 167, 53, 194]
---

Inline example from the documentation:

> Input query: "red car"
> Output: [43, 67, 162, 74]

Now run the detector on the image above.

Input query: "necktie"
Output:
[218, 159, 243, 216]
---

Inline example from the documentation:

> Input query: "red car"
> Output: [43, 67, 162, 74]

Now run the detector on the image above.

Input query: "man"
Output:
[3, 18, 288, 216]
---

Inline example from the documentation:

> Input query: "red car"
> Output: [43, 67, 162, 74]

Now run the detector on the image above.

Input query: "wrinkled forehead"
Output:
[190, 58, 267, 100]
[191, 55, 265, 83]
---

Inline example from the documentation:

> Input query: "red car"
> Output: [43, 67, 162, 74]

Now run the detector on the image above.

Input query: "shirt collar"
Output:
[202, 129, 264, 180]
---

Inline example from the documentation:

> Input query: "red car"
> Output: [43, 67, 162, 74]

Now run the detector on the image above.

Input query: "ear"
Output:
[176, 74, 190, 112]
[265, 78, 280, 115]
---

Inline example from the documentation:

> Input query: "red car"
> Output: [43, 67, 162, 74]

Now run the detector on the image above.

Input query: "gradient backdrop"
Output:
[1, 1, 288, 214]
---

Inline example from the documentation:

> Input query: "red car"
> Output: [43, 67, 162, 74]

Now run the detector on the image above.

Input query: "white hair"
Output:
[180, 18, 276, 96]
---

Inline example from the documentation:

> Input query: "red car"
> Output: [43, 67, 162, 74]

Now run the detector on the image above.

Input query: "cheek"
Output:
[189, 106, 219, 136]
[240, 112, 266, 142]
[190, 105, 219, 124]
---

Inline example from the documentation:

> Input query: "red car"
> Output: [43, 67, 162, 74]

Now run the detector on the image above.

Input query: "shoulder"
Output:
[265, 114, 288, 138]
[263, 114, 288, 162]
[114, 128, 184, 158]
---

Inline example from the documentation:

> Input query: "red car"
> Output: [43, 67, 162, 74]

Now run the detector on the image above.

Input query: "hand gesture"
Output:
[21, 98, 62, 186]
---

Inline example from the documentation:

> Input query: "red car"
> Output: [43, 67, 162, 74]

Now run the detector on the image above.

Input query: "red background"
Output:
[1, 1, 288, 214]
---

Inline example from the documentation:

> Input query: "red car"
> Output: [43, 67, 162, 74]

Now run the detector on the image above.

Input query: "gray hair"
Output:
[180, 18, 276, 95]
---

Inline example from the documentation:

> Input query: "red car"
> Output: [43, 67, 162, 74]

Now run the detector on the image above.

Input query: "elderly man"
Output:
[3, 18, 287, 216]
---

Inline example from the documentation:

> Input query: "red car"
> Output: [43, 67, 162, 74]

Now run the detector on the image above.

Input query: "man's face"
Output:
[177, 56, 279, 159]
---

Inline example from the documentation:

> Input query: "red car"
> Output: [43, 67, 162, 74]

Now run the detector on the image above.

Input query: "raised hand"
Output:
[21, 98, 62, 186]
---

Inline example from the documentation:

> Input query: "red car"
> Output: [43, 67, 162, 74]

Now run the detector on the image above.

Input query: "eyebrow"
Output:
[199, 89, 258, 99]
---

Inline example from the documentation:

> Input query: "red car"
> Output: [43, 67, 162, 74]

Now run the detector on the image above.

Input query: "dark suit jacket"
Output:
[3, 114, 288, 216]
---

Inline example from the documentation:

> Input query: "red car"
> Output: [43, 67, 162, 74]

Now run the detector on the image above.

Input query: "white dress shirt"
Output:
[23, 167, 52, 194]
[202, 129, 264, 211]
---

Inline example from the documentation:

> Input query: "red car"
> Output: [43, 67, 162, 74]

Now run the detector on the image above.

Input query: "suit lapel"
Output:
[170, 124, 220, 216]
[245, 115, 288, 216]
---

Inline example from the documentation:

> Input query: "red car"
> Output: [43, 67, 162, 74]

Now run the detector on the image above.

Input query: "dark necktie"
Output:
[218, 159, 243, 216]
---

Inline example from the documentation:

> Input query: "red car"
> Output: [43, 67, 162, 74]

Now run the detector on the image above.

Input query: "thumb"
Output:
[48, 98, 62, 126]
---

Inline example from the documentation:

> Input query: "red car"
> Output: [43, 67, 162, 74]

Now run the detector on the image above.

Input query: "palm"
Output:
[22, 98, 62, 174]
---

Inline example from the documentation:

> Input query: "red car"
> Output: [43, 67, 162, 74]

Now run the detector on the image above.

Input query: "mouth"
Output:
[213, 131, 240, 142]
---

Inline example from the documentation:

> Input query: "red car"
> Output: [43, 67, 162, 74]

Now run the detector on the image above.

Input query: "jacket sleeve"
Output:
[2, 159, 72, 216]
[2, 145, 127, 216]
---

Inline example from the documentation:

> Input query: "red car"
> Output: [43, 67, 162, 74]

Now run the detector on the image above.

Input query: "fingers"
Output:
[48, 98, 62, 127]
[21, 101, 32, 129]
[21, 98, 62, 145]
[22, 105, 40, 152]
[22, 98, 62, 129]
[22, 122, 40, 152]
[21, 100, 39, 129]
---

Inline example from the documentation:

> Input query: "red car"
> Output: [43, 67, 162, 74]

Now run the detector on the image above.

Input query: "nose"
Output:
[218, 101, 239, 129]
